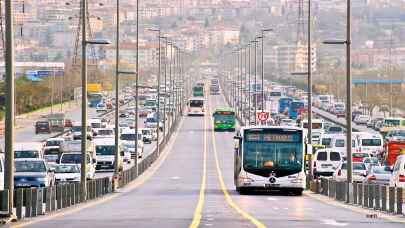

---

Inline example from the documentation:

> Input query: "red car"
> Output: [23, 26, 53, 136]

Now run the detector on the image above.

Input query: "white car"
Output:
[280, 118, 296, 127]
[333, 162, 367, 182]
[390, 155, 405, 188]
[354, 114, 370, 125]
[54, 164, 81, 183]
[96, 103, 107, 113]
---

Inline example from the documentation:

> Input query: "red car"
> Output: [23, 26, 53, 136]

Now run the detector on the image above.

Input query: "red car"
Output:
[352, 152, 370, 163]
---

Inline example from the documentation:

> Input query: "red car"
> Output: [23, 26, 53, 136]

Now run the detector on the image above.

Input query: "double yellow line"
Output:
[189, 92, 266, 228]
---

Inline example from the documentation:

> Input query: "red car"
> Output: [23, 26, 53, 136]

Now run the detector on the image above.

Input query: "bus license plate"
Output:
[265, 184, 280, 188]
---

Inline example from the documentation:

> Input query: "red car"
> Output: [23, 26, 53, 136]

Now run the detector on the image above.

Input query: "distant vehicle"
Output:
[312, 149, 342, 177]
[145, 112, 163, 130]
[64, 119, 73, 128]
[278, 97, 293, 114]
[354, 132, 383, 156]
[354, 114, 370, 125]
[88, 118, 103, 129]
[94, 138, 123, 171]
[187, 97, 205, 116]
[352, 152, 371, 163]
[47, 113, 66, 132]
[210, 85, 220, 95]
[363, 157, 380, 170]
[279, 118, 296, 127]
[94, 128, 114, 138]
[59, 152, 96, 179]
[320, 134, 333, 148]
[70, 122, 92, 140]
[390, 155, 405, 188]
[213, 108, 235, 131]
[88, 92, 103, 108]
[332, 102, 345, 117]
[234, 126, 305, 195]
[14, 142, 44, 159]
[54, 164, 81, 183]
[140, 128, 153, 144]
[326, 125, 344, 134]
[35, 120, 51, 134]
[288, 100, 305, 120]
[384, 138, 405, 168]
[120, 128, 144, 159]
[14, 158, 55, 188]
[333, 162, 367, 182]
[96, 103, 107, 113]
[364, 166, 391, 185]
[192, 86, 204, 97]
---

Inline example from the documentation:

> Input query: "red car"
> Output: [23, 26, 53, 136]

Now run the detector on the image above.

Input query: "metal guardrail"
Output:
[310, 178, 404, 216]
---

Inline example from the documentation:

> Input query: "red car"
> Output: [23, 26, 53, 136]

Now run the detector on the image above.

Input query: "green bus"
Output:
[192, 86, 204, 97]
[213, 108, 236, 131]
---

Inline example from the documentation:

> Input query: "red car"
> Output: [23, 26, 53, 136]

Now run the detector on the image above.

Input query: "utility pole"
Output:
[114, 0, 120, 177]
[80, 0, 88, 202]
[4, 0, 15, 216]
[134, 0, 140, 177]
[307, 0, 313, 181]
[346, 0, 353, 202]
[248, 43, 251, 125]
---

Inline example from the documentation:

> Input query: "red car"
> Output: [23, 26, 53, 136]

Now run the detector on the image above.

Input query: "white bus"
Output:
[234, 126, 305, 195]
[187, 97, 205, 116]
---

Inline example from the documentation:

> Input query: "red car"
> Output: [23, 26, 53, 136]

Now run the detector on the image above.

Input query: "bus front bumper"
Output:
[238, 172, 306, 190]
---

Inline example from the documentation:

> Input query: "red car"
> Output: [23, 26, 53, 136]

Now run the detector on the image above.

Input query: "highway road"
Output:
[15, 94, 404, 228]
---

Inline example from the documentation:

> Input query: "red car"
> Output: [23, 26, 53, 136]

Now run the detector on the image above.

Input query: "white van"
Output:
[187, 97, 205, 116]
[313, 149, 342, 177]
[330, 134, 359, 158]
[354, 132, 383, 156]
[390, 155, 405, 188]
[14, 142, 44, 159]
[93, 138, 123, 171]
[120, 128, 144, 159]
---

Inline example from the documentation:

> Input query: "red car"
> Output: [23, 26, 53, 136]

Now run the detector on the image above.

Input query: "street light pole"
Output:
[346, 0, 353, 202]
[247, 44, 252, 125]
[114, 0, 120, 177]
[307, 0, 313, 181]
[4, 0, 15, 215]
[253, 39, 258, 124]
[80, 0, 88, 202]
[134, 0, 140, 177]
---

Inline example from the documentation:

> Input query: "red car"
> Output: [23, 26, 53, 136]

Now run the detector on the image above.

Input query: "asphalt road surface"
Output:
[17, 94, 404, 228]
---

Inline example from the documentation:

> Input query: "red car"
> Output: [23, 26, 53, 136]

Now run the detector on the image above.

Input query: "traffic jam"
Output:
[248, 81, 405, 189]
[6, 84, 166, 189]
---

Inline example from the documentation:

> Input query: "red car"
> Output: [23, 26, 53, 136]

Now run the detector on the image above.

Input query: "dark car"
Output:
[35, 120, 51, 134]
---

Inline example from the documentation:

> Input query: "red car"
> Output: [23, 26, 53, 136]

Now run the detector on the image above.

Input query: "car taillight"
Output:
[368, 175, 376, 181]
[337, 169, 341, 176]
[399, 175, 405, 182]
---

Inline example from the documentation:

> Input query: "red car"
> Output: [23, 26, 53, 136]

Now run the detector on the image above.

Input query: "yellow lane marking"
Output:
[12, 117, 186, 228]
[208, 97, 266, 228]
[189, 88, 208, 228]
[304, 191, 405, 224]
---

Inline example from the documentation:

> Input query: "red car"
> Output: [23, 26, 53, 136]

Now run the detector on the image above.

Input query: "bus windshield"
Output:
[243, 130, 303, 177]
[384, 119, 400, 127]
[190, 100, 203, 108]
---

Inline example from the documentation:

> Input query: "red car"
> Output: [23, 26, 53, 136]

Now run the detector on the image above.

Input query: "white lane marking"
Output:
[266, 197, 279, 201]
[321, 219, 348, 226]
[273, 207, 279, 210]
[170, 176, 181, 180]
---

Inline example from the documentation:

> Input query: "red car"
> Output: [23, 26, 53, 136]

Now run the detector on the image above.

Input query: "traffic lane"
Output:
[211, 94, 405, 228]
[2, 107, 98, 144]
[25, 115, 205, 228]
[203, 100, 256, 228]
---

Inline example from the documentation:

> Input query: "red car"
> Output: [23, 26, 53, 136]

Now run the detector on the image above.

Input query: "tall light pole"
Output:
[80, 0, 110, 200]
[150, 28, 161, 155]
[114, 0, 120, 178]
[324, 0, 352, 202]
[247, 43, 252, 125]
[252, 39, 259, 124]
[160, 36, 168, 140]
[134, 0, 140, 177]
[260, 29, 273, 112]
[4, 0, 15, 215]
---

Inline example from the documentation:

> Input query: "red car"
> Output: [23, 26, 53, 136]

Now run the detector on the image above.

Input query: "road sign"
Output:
[256, 112, 269, 122]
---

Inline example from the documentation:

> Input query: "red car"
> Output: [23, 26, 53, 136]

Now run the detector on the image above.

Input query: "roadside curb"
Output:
[304, 191, 405, 224]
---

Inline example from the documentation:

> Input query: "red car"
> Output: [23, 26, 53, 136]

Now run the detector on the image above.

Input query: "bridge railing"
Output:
[309, 178, 404, 216]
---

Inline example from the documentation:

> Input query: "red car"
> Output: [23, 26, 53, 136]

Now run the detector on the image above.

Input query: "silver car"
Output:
[364, 166, 391, 185]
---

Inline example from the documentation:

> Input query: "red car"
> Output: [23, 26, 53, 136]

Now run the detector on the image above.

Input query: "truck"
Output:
[384, 138, 405, 169]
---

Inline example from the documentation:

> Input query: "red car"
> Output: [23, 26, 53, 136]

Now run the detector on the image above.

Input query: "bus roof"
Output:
[213, 107, 235, 114]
